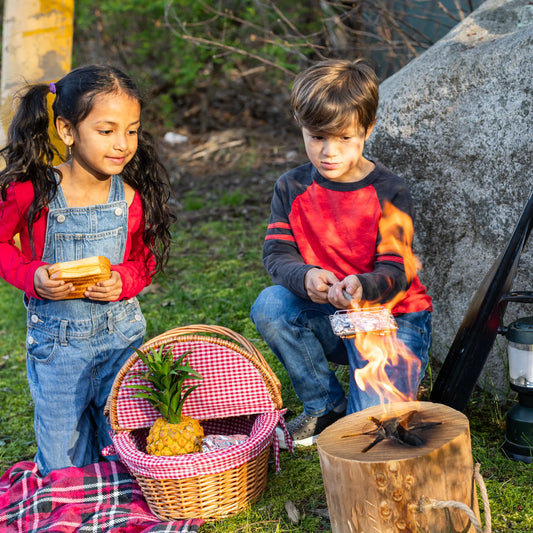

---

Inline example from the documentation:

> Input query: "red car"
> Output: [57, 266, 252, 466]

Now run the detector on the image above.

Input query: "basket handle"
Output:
[145, 325, 263, 364]
[140, 324, 282, 402]
[105, 325, 283, 429]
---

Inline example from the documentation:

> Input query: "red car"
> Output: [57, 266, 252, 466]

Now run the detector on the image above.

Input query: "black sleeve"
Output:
[262, 176, 315, 300]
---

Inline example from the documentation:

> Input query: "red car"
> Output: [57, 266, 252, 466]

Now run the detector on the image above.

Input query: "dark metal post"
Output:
[430, 191, 533, 411]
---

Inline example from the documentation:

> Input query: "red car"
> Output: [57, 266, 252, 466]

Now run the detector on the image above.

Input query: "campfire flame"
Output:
[351, 201, 422, 408]
[374, 200, 421, 308]
[352, 332, 420, 405]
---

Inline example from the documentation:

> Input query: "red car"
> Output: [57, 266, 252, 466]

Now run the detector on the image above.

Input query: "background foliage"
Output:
[72, 0, 483, 132]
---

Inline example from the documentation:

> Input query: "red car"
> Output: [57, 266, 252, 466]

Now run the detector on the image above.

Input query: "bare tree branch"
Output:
[163, 0, 479, 81]
[180, 34, 295, 75]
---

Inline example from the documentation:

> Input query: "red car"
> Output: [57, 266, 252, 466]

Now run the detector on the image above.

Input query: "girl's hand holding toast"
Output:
[84, 271, 123, 301]
[34, 266, 123, 301]
[34, 265, 75, 300]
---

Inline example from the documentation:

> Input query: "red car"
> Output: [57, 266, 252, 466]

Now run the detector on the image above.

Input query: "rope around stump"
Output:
[418, 464, 492, 533]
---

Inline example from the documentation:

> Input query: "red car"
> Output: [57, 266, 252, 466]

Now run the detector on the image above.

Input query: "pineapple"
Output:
[127, 344, 204, 456]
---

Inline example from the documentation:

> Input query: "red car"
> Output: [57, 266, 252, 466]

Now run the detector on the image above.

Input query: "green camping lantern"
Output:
[503, 316, 533, 463]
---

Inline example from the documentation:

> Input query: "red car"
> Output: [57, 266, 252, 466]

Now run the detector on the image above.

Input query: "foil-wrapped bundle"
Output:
[329, 306, 398, 338]
[202, 434, 248, 453]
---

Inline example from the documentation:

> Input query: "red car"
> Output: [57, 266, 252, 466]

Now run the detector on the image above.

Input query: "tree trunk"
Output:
[317, 401, 481, 533]
[0, 0, 74, 146]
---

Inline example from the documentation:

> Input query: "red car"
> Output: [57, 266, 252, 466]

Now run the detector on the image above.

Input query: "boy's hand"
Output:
[34, 265, 75, 300]
[305, 267, 339, 303]
[328, 275, 363, 309]
[84, 271, 123, 301]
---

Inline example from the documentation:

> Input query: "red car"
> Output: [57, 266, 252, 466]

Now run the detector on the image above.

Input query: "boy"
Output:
[250, 59, 432, 447]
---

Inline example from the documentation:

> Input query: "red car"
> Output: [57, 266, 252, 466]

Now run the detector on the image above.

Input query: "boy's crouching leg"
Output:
[345, 310, 432, 415]
[394, 310, 432, 390]
[251, 285, 347, 446]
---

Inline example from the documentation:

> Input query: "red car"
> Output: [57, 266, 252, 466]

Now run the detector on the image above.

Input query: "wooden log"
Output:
[316, 401, 480, 533]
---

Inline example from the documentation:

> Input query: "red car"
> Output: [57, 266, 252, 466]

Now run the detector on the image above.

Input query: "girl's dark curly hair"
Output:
[0, 64, 174, 273]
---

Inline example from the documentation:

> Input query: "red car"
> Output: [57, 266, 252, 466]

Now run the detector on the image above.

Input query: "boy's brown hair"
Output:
[291, 58, 379, 134]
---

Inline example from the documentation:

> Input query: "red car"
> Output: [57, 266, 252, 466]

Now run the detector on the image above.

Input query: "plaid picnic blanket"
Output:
[0, 460, 204, 532]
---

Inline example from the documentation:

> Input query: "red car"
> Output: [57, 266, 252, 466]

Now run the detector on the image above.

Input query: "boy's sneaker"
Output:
[277, 408, 346, 449]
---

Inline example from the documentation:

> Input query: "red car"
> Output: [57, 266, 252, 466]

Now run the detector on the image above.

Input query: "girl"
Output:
[0, 65, 174, 476]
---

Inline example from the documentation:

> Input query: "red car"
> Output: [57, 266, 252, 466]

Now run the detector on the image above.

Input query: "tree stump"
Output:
[316, 401, 480, 533]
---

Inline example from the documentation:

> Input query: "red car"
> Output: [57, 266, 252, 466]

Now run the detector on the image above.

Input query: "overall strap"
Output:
[108, 175, 126, 203]
[48, 170, 68, 210]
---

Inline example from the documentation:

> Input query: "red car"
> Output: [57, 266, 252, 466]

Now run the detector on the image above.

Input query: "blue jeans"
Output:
[251, 285, 431, 417]
[346, 309, 431, 413]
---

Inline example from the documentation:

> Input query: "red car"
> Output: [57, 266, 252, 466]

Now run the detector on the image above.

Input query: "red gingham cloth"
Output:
[0, 460, 203, 532]
[115, 341, 278, 429]
[107, 412, 280, 479]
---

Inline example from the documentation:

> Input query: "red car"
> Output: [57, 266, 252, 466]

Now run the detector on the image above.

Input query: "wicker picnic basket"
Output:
[104, 324, 285, 520]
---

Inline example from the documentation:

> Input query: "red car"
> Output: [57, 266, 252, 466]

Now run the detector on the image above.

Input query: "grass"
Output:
[1, 177, 532, 532]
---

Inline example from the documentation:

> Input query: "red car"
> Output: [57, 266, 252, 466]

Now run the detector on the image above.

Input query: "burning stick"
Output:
[340, 410, 442, 452]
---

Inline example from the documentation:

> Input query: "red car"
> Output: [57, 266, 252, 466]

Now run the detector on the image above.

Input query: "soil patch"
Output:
[160, 126, 306, 224]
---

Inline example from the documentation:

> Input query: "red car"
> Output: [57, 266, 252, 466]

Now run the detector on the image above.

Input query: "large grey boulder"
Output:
[365, 0, 533, 395]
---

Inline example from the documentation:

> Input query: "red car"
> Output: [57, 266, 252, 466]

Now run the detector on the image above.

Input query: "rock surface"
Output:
[365, 0, 533, 394]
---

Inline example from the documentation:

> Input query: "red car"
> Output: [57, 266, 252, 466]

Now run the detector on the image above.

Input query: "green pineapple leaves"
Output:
[126, 344, 202, 424]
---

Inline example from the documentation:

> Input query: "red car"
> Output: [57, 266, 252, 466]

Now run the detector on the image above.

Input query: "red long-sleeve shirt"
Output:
[263, 161, 432, 315]
[0, 180, 154, 300]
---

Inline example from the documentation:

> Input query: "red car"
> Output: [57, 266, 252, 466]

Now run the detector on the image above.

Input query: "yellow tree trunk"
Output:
[0, 0, 74, 148]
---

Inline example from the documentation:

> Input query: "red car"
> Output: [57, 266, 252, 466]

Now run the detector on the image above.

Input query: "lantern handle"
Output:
[497, 291, 533, 336]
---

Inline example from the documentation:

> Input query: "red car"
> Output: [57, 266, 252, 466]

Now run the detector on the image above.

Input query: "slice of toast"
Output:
[49, 256, 111, 299]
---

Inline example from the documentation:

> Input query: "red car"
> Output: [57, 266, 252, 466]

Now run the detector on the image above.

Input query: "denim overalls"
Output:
[25, 175, 146, 476]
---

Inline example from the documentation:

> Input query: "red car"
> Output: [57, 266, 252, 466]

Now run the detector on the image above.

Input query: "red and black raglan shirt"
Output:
[262, 161, 432, 315]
